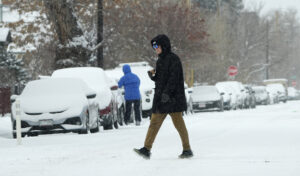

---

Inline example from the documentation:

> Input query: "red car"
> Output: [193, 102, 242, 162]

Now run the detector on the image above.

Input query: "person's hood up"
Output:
[122, 64, 131, 74]
[151, 34, 171, 56]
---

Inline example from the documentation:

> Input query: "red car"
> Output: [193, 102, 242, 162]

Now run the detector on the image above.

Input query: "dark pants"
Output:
[125, 100, 141, 123]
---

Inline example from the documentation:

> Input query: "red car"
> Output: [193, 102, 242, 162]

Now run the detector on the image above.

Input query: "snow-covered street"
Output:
[1, 101, 300, 176]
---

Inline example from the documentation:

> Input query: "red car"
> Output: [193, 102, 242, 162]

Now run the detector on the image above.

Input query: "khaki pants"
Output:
[144, 112, 191, 151]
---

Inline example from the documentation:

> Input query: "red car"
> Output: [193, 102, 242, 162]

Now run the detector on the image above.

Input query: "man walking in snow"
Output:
[134, 34, 193, 159]
[118, 64, 141, 126]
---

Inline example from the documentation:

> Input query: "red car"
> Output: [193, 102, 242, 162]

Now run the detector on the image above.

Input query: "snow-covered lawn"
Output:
[1, 101, 300, 176]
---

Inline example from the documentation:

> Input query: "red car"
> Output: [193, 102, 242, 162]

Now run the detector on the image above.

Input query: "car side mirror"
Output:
[220, 92, 225, 96]
[87, 94, 96, 99]
[10, 95, 18, 103]
[110, 85, 118, 91]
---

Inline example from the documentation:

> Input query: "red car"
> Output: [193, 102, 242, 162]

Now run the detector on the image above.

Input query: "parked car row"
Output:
[10, 64, 299, 138]
[186, 79, 297, 113]
[10, 67, 127, 138]
[10, 62, 159, 138]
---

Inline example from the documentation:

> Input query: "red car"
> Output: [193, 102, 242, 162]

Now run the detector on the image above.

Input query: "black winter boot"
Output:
[179, 150, 193, 159]
[133, 147, 151, 159]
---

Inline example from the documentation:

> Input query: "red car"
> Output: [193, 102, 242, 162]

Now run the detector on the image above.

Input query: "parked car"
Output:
[287, 87, 300, 100]
[263, 79, 288, 103]
[52, 67, 119, 130]
[10, 78, 99, 138]
[216, 81, 245, 109]
[105, 62, 155, 118]
[252, 86, 270, 105]
[191, 86, 224, 112]
[215, 83, 233, 110]
[266, 83, 287, 103]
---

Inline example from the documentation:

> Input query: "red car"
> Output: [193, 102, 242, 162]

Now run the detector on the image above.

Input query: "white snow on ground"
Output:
[1, 101, 300, 176]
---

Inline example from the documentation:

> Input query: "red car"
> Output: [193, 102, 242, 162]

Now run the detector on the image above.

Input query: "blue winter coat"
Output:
[118, 65, 141, 100]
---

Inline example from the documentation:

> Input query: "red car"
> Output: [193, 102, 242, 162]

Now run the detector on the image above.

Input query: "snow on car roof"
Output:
[20, 78, 93, 113]
[22, 78, 92, 96]
[52, 67, 110, 91]
[266, 83, 285, 93]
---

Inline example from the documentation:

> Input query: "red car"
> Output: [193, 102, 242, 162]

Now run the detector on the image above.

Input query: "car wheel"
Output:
[12, 132, 26, 138]
[103, 114, 113, 130]
[117, 106, 124, 126]
[90, 118, 99, 133]
[28, 132, 39, 137]
[219, 102, 224, 112]
[103, 123, 113, 130]
[113, 119, 118, 129]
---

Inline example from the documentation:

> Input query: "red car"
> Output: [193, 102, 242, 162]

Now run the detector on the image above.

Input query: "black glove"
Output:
[161, 93, 170, 103]
[147, 70, 153, 78]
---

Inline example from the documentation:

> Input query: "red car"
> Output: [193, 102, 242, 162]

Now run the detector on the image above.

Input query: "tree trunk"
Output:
[44, 0, 90, 69]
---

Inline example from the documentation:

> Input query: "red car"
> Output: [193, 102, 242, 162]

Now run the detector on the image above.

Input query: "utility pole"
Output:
[266, 20, 269, 80]
[97, 0, 103, 68]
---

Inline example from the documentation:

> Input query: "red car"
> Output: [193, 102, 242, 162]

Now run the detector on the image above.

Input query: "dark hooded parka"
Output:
[149, 34, 187, 113]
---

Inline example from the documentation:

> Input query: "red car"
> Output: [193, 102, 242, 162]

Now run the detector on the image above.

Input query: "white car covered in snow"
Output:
[191, 86, 224, 112]
[52, 67, 119, 130]
[215, 83, 234, 110]
[216, 81, 246, 109]
[252, 86, 270, 105]
[266, 83, 287, 103]
[287, 87, 300, 100]
[105, 62, 155, 118]
[10, 78, 99, 138]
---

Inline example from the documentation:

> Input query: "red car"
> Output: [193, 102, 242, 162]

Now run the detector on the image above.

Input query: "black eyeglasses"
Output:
[153, 44, 159, 49]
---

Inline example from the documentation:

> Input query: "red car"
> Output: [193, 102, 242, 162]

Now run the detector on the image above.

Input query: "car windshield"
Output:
[252, 87, 266, 95]
[22, 78, 86, 97]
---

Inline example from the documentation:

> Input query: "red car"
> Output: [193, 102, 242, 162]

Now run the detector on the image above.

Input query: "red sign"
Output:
[292, 81, 297, 87]
[228, 66, 238, 76]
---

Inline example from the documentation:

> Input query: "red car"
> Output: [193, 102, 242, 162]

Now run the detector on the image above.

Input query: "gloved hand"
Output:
[161, 93, 170, 103]
[147, 69, 155, 78]
[147, 70, 153, 78]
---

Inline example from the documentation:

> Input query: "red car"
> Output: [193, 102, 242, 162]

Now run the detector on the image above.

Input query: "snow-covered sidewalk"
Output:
[1, 101, 300, 176]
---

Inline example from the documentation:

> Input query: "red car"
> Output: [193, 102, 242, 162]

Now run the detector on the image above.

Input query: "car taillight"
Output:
[99, 104, 111, 115]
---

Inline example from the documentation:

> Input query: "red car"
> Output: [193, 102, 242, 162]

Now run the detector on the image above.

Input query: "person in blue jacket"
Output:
[118, 64, 141, 125]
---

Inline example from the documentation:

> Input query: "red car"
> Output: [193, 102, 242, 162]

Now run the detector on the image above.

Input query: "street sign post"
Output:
[228, 65, 238, 77]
